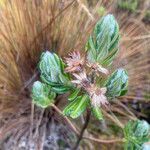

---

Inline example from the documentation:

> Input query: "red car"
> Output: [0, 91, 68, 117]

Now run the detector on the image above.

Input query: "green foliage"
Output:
[29, 12, 150, 149]
[86, 14, 120, 66]
[97, 6, 106, 16]
[124, 120, 150, 150]
[118, 0, 139, 12]
[91, 106, 103, 120]
[144, 10, 150, 22]
[68, 88, 81, 101]
[32, 81, 56, 108]
[63, 94, 90, 119]
[64, 88, 103, 120]
[105, 68, 128, 99]
[118, 0, 150, 23]
[39, 51, 72, 94]
[31, 14, 129, 122]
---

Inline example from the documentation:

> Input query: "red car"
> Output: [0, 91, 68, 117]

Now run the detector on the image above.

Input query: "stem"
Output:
[102, 109, 124, 129]
[73, 109, 91, 150]
[33, 109, 45, 138]
[83, 136, 125, 144]
[29, 102, 34, 143]
[51, 104, 80, 135]
[50, 95, 61, 119]
[49, 104, 125, 145]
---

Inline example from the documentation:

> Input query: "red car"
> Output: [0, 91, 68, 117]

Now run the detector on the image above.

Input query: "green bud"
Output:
[39, 51, 72, 94]
[134, 120, 150, 138]
[105, 68, 128, 99]
[124, 120, 150, 150]
[86, 14, 120, 66]
[31, 81, 56, 108]
[142, 143, 150, 150]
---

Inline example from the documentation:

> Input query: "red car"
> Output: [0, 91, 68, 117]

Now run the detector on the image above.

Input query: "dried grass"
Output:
[0, 0, 149, 149]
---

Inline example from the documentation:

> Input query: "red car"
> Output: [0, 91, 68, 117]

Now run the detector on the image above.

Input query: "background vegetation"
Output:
[0, 0, 149, 149]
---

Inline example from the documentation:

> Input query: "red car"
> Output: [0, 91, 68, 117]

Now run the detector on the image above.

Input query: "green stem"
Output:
[73, 109, 91, 150]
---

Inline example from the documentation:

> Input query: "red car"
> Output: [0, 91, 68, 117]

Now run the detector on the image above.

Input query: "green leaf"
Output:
[86, 14, 120, 66]
[68, 88, 81, 101]
[105, 68, 128, 99]
[91, 106, 103, 120]
[39, 51, 72, 94]
[124, 120, 150, 150]
[52, 86, 71, 94]
[31, 81, 56, 108]
[63, 94, 89, 119]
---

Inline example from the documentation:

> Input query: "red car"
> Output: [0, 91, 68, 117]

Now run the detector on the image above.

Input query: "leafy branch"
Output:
[31, 14, 150, 149]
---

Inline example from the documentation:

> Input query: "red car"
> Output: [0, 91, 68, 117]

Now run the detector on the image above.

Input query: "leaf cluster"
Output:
[124, 120, 150, 150]
[31, 14, 128, 120]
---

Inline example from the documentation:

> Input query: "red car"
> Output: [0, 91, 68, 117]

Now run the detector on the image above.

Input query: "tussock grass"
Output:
[0, 0, 149, 149]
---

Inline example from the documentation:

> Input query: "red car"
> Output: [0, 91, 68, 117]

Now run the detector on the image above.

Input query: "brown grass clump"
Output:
[0, 0, 106, 149]
[0, 0, 149, 149]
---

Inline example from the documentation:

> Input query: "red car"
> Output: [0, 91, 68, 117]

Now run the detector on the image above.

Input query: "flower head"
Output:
[88, 86, 108, 107]
[71, 70, 108, 107]
[87, 62, 109, 75]
[65, 51, 84, 73]
[71, 71, 91, 89]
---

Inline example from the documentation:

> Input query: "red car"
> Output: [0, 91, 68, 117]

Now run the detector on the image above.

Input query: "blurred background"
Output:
[0, 0, 149, 149]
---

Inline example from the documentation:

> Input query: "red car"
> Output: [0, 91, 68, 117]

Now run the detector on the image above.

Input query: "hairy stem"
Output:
[51, 104, 80, 135]
[102, 109, 124, 128]
[29, 102, 34, 143]
[73, 109, 91, 150]
[49, 104, 125, 145]
[83, 136, 125, 143]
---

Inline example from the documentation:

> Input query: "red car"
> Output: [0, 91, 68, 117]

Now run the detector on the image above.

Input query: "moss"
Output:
[117, 0, 139, 12]
[117, 0, 150, 22]
[97, 6, 106, 16]
[144, 10, 150, 22]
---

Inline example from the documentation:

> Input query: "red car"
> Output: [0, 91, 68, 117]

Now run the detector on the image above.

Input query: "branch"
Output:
[102, 109, 124, 129]
[51, 104, 80, 135]
[73, 109, 91, 150]
[83, 136, 125, 144]
[50, 104, 125, 144]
